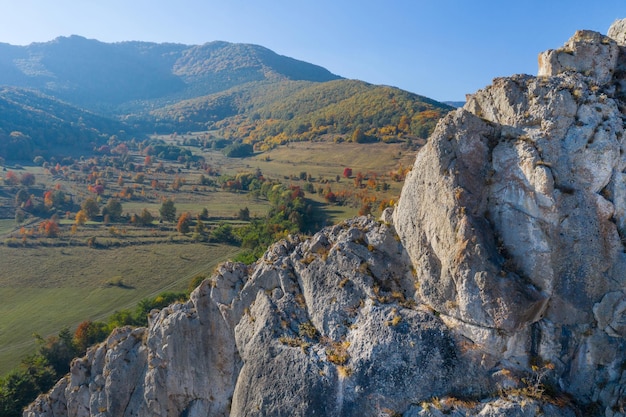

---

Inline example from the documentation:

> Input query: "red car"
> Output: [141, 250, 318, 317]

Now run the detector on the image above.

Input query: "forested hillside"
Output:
[149, 79, 452, 149]
[0, 88, 129, 160]
[0, 36, 454, 158]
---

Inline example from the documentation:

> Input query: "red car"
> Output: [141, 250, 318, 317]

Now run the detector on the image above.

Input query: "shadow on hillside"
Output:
[104, 278, 135, 290]
[304, 198, 332, 234]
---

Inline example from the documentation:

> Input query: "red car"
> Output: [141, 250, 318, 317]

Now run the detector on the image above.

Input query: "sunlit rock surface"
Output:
[26, 19, 626, 417]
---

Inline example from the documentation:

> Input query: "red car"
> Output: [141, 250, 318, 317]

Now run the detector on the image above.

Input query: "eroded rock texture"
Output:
[25, 19, 626, 417]
[395, 21, 626, 415]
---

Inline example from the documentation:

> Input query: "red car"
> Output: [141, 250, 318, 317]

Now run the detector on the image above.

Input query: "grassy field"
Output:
[0, 242, 239, 374]
[254, 141, 416, 178]
[194, 140, 416, 223]
[0, 219, 17, 236]
[0, 138, 418, 375]
[121, 192, 270, 220]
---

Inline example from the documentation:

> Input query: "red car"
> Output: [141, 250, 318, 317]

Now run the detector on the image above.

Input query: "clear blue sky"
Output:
[0, 0, 624, 101]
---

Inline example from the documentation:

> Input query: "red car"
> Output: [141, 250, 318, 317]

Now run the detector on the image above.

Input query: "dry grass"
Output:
[0, 242, 239, 374]
[324, 339, 350, 365]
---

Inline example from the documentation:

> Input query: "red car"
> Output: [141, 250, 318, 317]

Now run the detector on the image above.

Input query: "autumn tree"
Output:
[43, 191, 54, 208]
[159, 198, 176, 222]
[324, 190, 337, 203]
[93, 184, 105, 195]
[176, 212, 192, 234]
[351, 127, 365, 143]
[354, 172, 365, 188]
[39, 219, 60, 237]
[5, 170, 18, 185]
[75, 210, 88, 226]
[20, 172, 36, 186]
[43, 190, 66, 210]
[73, 321, 108, 353]
[398, 115, 410, 132]
[358, 202, 372, 216]
[171, 176, 185, 191]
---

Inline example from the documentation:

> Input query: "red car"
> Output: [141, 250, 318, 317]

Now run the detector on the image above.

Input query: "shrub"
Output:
[298, 321, 319, 340]
[81, 198, 99, 220]
[222, 143, 253, 158]
[102, 199, 123, 221]
[211, 223, 237, 243]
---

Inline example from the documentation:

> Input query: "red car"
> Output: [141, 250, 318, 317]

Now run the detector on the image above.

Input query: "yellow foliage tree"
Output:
[75, 210, 88, 226]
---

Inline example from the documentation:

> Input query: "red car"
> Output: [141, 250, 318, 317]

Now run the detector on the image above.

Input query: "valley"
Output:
[0, 34, 450, 413]
[0, 135, 417, 375]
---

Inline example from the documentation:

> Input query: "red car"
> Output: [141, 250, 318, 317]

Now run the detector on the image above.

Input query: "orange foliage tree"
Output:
[5, 171, 18, 185]
[39, 219, 60, 237]
[43, 190, 54, 208]
[177, 212, 192, 234]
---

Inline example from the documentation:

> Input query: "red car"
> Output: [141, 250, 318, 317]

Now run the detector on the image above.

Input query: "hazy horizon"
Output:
[0, 0, 624, 101]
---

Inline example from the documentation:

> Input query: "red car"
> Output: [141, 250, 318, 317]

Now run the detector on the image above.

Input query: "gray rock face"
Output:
[25, 19, 626, 417]
[538, 30, 619, 85]
[26, 219, 485, 417]
[394, 19, 626, 416]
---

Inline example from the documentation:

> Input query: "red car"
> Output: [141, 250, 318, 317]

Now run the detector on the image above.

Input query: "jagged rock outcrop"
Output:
[25, 19, 626, 417]
[26, 218, 487, 417]
[394, 20, 626, 415]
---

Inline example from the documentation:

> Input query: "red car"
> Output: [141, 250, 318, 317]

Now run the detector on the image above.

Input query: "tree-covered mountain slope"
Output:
[0, 87, 129, 160]
[0, 36, 452, 156]
[149, 79, 453, 149]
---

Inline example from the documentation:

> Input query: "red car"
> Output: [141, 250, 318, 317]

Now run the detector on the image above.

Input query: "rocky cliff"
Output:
[25, 20, 626, 417]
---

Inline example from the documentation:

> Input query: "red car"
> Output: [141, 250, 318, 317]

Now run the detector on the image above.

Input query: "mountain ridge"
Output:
[0, 35, 342, 112]
[0, 36, 451, 157]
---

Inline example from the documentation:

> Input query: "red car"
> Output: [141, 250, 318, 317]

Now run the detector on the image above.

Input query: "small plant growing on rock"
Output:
[294, 293, 307, 309]
[337, 365, 352, 379]
[278, 336, 310, 353]
[386, 309, 402, 327]
[324, 339, 350, 365]
[298, 321, 319, 340]
[522, 362, 555, 398]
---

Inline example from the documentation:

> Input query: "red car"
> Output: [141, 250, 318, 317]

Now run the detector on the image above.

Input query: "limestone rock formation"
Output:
[394, 19, 626, 415]
[25, 19, 626, 417]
